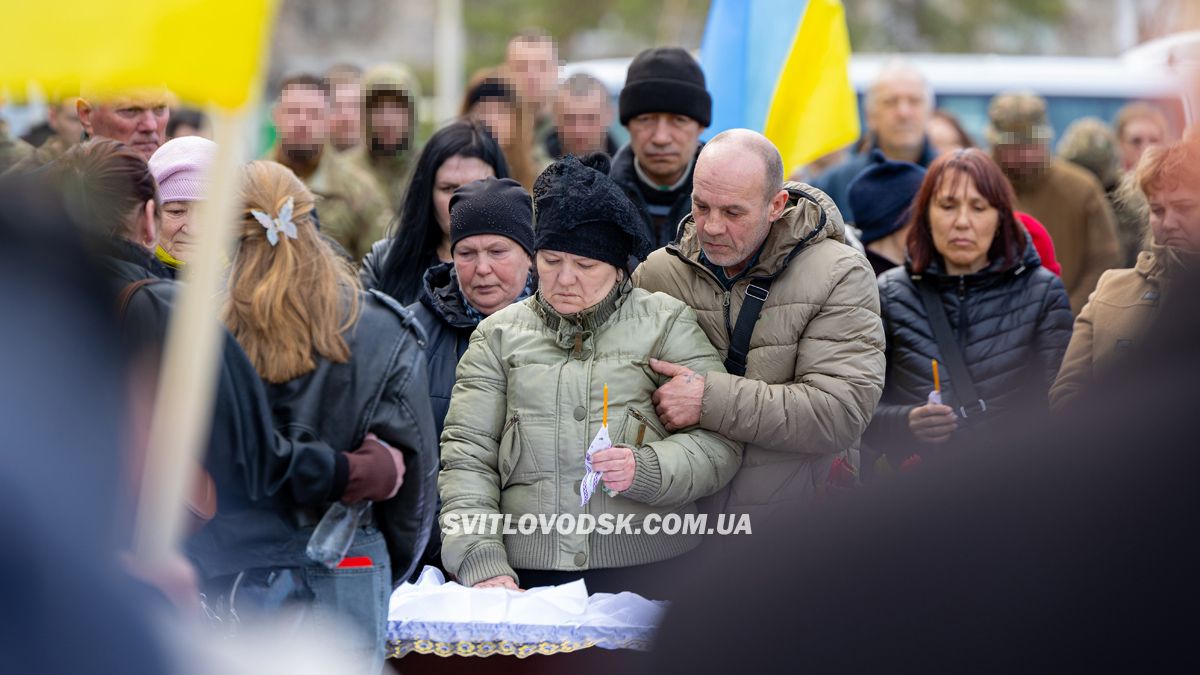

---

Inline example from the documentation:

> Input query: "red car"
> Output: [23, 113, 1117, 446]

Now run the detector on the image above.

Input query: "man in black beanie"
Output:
[610, 47, 712, 253]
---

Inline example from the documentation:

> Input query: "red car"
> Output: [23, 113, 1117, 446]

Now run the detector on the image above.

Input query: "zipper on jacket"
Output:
[628, 408, 660, 445]
[954, 277, 968, 349]
[628, 408, 660, 430]
[502, 414, 520, 435]
[722, 291, 733, 338]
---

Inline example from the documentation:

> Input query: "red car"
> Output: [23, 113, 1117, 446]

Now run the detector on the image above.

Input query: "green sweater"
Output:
[438, 281, 743, 587]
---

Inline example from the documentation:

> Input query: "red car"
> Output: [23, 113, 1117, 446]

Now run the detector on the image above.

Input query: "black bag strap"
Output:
[916, 279, 988, 419]
[724, 278, 773, 377]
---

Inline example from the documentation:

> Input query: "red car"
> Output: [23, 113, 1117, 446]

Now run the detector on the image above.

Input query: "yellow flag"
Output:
[763, 0, 860, 174]
[0, 0, 278, 109]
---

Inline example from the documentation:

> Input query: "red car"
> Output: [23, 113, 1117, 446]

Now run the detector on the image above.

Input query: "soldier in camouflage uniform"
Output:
[988, 91, 1121, 313]
[265, 74, 391, 261]
[344, 64, 420, 214]
[1058, 116, 1146, 267]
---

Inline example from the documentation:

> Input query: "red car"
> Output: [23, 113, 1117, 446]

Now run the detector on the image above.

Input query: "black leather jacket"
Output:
[109, 242, 438, 584]
[97, 241, 391, 579]
[259, 289, 439, 584]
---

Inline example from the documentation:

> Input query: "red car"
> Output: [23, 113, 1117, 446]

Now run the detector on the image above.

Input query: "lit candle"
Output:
[603, 384, 608, 427]
[932, 359, 941, 393]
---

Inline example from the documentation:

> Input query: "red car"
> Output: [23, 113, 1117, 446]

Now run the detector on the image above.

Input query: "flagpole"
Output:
[434, 0, 464, 124]
[131, 104, 250, 563]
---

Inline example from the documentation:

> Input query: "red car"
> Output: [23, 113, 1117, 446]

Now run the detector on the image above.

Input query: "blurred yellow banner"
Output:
[0, 0, 278, 108]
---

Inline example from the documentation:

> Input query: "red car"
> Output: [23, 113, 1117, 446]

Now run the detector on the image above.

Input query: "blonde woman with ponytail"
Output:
[224, 160, 438, 670]
[226, 160, 360, 383]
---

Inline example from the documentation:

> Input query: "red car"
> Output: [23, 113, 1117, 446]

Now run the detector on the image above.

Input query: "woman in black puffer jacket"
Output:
[406, 177, 535, 438]
[863, 149, 1073, 466]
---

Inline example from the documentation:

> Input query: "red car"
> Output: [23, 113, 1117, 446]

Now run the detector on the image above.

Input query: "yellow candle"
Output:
[603, 384, 608, 427]
[932, 359, 941, 393]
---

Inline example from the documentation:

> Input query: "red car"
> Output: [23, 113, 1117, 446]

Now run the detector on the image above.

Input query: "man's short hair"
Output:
[863, 59, 934, 113]
[323, 63, 362, 90]
[1114, 101, 1171, 141]
[279, 74, 329, 100]
[707, 129, 785, 204]
[509, 29, 555, 50]
[559, 73, 607, 99]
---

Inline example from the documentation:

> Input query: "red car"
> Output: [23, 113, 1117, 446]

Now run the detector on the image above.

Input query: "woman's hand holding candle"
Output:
[591, 445, 636, 492]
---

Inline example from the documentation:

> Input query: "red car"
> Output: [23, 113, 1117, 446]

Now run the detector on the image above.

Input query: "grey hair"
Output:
[559, 73, 607, 99]
[508, 29, 557, 52]
[706, 129, 785, 204]
[863, 58, 935, 114]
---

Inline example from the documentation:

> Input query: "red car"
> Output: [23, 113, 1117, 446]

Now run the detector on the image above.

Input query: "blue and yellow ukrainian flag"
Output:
[700, 0, 860, 173]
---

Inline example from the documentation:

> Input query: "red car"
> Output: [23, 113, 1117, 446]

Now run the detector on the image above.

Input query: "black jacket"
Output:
[105, 242, 437, 584]
[810, 137, 938, 224]
[406, 262, 478, 439]
[359, 237, 440, 306]
[609, 142, 702, 252]
[95, 241, 362, 579]
[258, 289, 439, 584]
[864, 239, 1073, 457]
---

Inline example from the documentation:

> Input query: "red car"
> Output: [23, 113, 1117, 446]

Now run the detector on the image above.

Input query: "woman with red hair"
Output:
[1051, 138, 1200, 411]
[863, 149, 1073, 464]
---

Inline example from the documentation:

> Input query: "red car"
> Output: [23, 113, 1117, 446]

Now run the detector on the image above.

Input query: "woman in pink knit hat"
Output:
[147, 135, 216, 270]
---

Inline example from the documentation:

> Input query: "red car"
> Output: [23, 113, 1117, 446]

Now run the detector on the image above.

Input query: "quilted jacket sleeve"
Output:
[701, 254, 886, 455]
[623, 304, 744, 508]
[437, 328, 515, 587]
[1033, 272, 1075, 395]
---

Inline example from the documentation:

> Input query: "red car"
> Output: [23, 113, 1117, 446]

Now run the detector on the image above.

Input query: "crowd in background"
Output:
[1, 26, 1196, 674]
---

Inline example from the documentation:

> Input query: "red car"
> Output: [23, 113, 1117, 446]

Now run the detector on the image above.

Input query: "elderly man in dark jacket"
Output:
[812, 60, 938, 224]
[609, 47, 711, 252]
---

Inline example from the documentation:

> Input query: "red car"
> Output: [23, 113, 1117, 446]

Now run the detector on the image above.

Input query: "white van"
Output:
[849, 53, 1183, 144]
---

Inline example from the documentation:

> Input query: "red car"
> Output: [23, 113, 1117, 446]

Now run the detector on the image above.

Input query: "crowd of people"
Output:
[1, 28, 1195, 672]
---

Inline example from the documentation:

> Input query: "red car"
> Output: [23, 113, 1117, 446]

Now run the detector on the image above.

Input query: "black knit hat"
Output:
[450, 177, 535, 256]
[847, 150, 927, 245]
[533, 153, 650, 270]
[619, 47, 712, 127]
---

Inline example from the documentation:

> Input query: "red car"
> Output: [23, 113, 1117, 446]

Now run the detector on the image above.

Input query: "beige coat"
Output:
[1051, 245, 1180, 411]
[633, 183, 886, 517]
[1011, 158, 1121, 314]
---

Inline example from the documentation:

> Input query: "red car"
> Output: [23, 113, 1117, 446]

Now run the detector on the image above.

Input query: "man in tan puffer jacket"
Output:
[633, 129, 886, 519]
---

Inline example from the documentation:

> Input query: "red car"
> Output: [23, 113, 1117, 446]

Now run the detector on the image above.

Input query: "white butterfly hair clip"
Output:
[250, 196, 299, 246]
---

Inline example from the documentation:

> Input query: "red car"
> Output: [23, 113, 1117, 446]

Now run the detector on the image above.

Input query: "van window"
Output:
[855, 93, 1185, 148]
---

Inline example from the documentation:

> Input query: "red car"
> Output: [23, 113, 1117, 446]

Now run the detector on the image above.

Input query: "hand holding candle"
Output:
[910, 358, 956, 443]
[593, 383, 634, 493]
[929, 359, 943, 405]
[587, 383, 635, 498]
